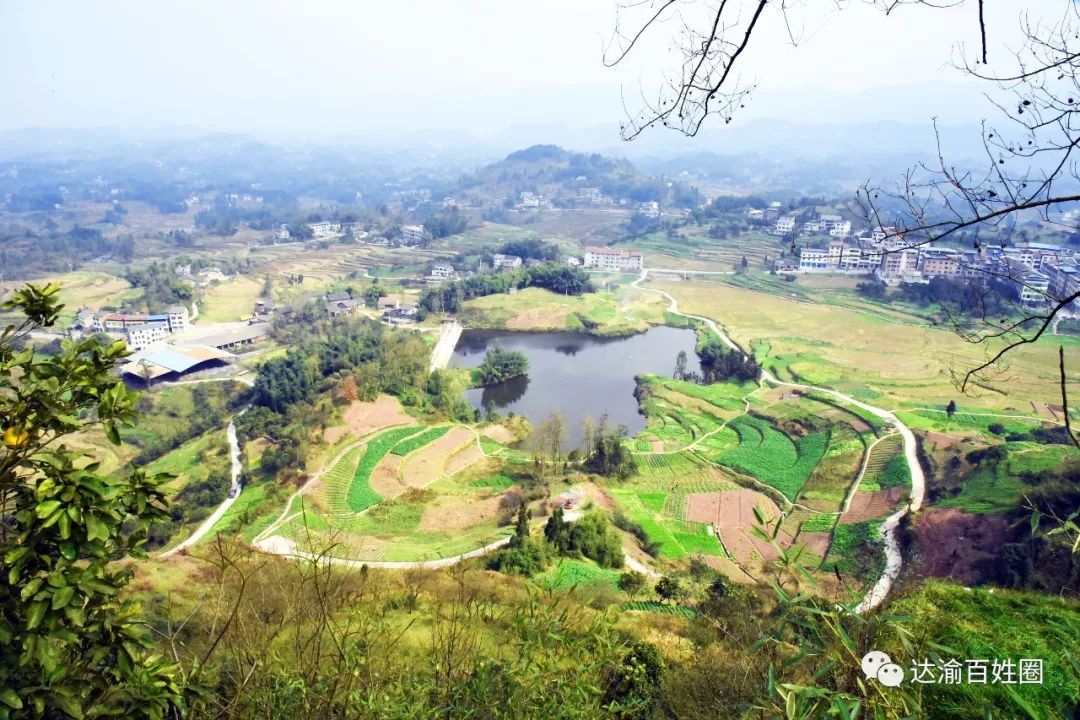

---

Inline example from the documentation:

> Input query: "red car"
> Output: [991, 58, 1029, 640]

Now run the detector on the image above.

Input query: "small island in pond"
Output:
[472, 346, 529, 386]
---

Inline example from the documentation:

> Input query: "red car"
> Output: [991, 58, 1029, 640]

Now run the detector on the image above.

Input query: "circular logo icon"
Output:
[877, 662, 905, 688]
[861, 650, 892, 679]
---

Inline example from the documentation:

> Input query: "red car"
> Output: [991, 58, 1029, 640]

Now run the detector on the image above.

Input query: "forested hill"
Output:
[455, 144, 703, 209]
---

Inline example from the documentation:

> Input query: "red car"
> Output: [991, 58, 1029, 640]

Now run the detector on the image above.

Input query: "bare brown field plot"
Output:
[324, 395, 414, 444]
[401, 427, 475, 488]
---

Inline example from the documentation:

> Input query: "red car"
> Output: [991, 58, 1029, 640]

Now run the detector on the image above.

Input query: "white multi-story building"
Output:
[876, 247, 921, 284]
[638, 201, 661, 218]
[309, 221, 342, 239]
[1019, 272, 1051, 305]
[431, 263, 456, 279]
[798, 241, 880, 274]
[797, 246, 832, 271]
[583, 246, 645, 271]
[519, 192, 540, 209]
[125, 323, 169, 351]
[828, 220, 853, 237]
[401, 224, 425, 245]
[492, 254, 523, 269]
[774, 216, 797, 235]
[166, 306, 188, 333]
[1046, 263, 1080, 311]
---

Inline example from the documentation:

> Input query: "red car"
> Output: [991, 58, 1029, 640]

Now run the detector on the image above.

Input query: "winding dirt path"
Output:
[631, 270, 925, 612]
[159, 406, 248, 558]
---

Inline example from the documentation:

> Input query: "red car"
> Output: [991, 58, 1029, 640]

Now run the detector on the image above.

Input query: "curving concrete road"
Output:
[631, 270, 925, 612]
[159, 406, 249, 558]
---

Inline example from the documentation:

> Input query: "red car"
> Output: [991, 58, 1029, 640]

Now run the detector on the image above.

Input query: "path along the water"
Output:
[629, 270, 925, 613]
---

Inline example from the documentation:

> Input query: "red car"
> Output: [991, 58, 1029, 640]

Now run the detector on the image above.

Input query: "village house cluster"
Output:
[765, 209, 1080, 310]
[74, 306, 190, 351]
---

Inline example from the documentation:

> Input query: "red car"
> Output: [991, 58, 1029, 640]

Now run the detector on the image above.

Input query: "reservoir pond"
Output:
[449, 326, 701, 449]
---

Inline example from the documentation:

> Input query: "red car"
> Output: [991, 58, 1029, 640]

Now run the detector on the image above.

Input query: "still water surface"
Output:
[449, 326, 700, 449]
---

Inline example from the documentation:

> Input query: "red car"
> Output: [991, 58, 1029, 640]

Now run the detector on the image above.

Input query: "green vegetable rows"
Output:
[390, 425, 450, 456]
[716, 416, 828, 500]
[347, 426, 424, 512]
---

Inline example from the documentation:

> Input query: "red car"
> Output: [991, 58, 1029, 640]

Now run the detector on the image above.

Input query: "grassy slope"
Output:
[459, 285, 667, 336]
[885, 581, 1080, 718]
[652, 278, 1074, 410]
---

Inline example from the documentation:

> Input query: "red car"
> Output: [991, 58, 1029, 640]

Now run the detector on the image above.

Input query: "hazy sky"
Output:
[0, 0, 1063, 142]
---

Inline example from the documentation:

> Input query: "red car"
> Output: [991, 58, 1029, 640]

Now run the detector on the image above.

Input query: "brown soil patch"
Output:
[445, 443, 484, 476]
[324, 395, 413, 444]
[583, 483, 615, 511]
[651, 440, 664, 452]
[418, 495, 503, 532]
[686, 488, 781, 527]
[912, 508, 1010, 585]
[687, 489, 793, 564]
[798, 531, 832, 558]
[480, 424, 516, 444]
[841, 488, 905, 524]
[401, 427, 475, 488]
[922, 431, 965, 451]
[369, 454, 409, 498]
[848, 418, 871, 433]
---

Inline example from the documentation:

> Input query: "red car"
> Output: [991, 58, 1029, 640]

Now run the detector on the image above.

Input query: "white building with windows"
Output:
[401, 224, 425, 245]
[125, 322, 169, 351]
[166, 306, 188, 333]
[493, 254, 523, 269]
[583, 246, 645, 271]
[430, 263, 456, 280]
[308, 221, 342, 239]
[638, 201, 661, 218]
[774, 216, 797, 235]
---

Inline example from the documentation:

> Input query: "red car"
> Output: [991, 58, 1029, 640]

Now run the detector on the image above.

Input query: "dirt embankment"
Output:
[841, 488, 907, 524]
[911, 507, 1010, 585]
[401, 427, 476, 489]
[324, 395, 413, 444]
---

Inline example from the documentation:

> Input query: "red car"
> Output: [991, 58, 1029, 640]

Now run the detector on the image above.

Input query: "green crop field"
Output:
[858, 435, 905, 491]
[796, 428, 867, 512]
[611, 487, 726, 560]
[799, 513, 838, 532]
[390, 425, 451, 455]
[535, 559, 622, 591]
[347, 427, 425, 512]
[936, 443, 1074, 513]
[468, 474, 515, 490]
[714, 416, 829, 500]
[826, 520, 883, 576]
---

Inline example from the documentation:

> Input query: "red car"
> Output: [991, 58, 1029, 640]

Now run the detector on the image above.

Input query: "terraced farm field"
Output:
[713, 416, 828, 501]
[621, 371, 886, 584]
[270, 422, 520, 562]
